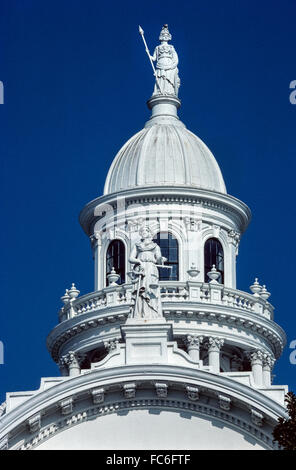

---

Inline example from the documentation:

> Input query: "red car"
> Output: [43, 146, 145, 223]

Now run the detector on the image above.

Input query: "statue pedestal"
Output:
[121, 320, 173, 365]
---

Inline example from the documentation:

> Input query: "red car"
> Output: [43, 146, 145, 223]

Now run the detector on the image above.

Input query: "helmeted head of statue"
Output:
[139, 226, 153, 240]
[159, 24, 172, 42]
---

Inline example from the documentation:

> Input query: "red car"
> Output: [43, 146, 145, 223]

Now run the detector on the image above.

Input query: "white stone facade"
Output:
[0, 26, 288, 450]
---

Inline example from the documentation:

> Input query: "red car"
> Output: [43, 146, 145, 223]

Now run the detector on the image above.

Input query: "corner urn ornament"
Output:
[139, 24, 181, 97]
[128, 226, 170, 320]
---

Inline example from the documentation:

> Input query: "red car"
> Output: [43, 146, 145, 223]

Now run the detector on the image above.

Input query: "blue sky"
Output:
[0, 0, 295, 402]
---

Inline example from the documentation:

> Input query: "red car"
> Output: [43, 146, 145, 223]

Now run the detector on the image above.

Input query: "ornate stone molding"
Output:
[91, 387, 105, 404]
[218, 395, 231, 411]
[228, 230, 240, 247]
[126, 217, 144, 233]
[61, 351, 84, 368]
[186, 386, 199, 401]
[1, 364, 286, 450]
[155, 383, 168, 398]
[48, 300, 284, 366]
[249, 350, 264, 366]
[90, 231, 102, 249]
[207, 337, 224, 352]
[263, 353, 275, 369]
[212, 224, 221, 238]
[185, 335, 204, 349]
[27, 413, 41, 434]
[104, 339, 119, 353]
[18, 395, 274, 450]
[123, 383, 136, 399]
[59, 398, 73, 416]
[183, 217, 202, 232]
[250, 409, 263, 427]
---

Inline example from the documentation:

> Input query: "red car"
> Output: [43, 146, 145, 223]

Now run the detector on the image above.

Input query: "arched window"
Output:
[204, 238, 224, 284]
[153, 232, 179, 281]
[106, 240, 125, 285]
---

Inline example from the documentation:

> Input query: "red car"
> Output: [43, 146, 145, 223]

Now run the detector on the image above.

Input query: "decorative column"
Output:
[262, 354, 275, 387]
[184, 335, 203, 362]
[207, 337, 224, 373]
[249, 350, 264, 386]
[62, 351, 84, 377]
[104, 339, 119, 353]
[58, 356, 68, 377]
[90, 231, 102, 292]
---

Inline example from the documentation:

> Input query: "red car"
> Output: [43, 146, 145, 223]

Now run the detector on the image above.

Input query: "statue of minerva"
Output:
[139, 24, 181, 97]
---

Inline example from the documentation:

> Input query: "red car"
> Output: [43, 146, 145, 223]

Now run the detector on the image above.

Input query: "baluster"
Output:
[222, 291, 229, 305]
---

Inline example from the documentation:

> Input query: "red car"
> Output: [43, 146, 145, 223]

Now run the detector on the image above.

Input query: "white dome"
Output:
[104, 96, 226, 195]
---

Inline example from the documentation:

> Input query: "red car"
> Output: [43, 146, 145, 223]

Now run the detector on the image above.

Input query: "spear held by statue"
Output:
[139, 25, 162, 94]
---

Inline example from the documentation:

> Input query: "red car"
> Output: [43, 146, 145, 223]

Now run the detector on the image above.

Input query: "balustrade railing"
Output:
[59, 281, 273, 322]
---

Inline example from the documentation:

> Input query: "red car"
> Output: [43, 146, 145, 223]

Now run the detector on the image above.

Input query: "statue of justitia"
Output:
[129, 227, 167, 320]
[150, 24, 181, 97]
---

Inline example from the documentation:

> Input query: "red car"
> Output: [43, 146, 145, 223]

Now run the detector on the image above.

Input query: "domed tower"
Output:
[0, 25, 288, 450]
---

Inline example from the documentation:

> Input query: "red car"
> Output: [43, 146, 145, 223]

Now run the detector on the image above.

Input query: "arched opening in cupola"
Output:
[153, 232, 179, 281]
[204, 238, 224, 284]
[106, 240, 126, 285]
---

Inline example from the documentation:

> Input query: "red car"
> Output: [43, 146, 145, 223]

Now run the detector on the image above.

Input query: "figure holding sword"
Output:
[129, 226, 171, 320]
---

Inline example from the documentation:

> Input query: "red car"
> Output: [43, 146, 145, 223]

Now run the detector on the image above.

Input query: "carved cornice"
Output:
[186, 386, 199, 401]
[79, 186, 251, 237]
[16, 391, 272, 450]
[59, 398, 73, 416]
[123, 383, 136, 399]
[250, 409, 264, 427]
[27, 413, 41, 434]
[91, 387, 105, 404]
[47, 295, 285, 364]
[0, 365, 286, 450]
[218, 394, 231, 411]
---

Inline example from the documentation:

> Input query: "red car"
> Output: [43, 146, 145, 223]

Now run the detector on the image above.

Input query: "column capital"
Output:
[249, 350, 264, 365]
[207, 337, 224, 352]
[262, 353, 275, 369]
[90, 231, 102, 248]
[185, 335, 203, 349]
[104, 339, 119, 353]
[60, 351, 85, 368]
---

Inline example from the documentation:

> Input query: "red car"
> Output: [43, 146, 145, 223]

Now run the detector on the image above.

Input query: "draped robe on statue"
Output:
[130, 240, 163, 320]
[151, 44, 180, 96]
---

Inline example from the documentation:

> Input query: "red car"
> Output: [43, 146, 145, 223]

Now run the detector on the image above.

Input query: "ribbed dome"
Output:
[104, 96, 226, 195]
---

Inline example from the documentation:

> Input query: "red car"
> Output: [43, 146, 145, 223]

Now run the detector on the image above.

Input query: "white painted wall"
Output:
[36, 409, 265, 450]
